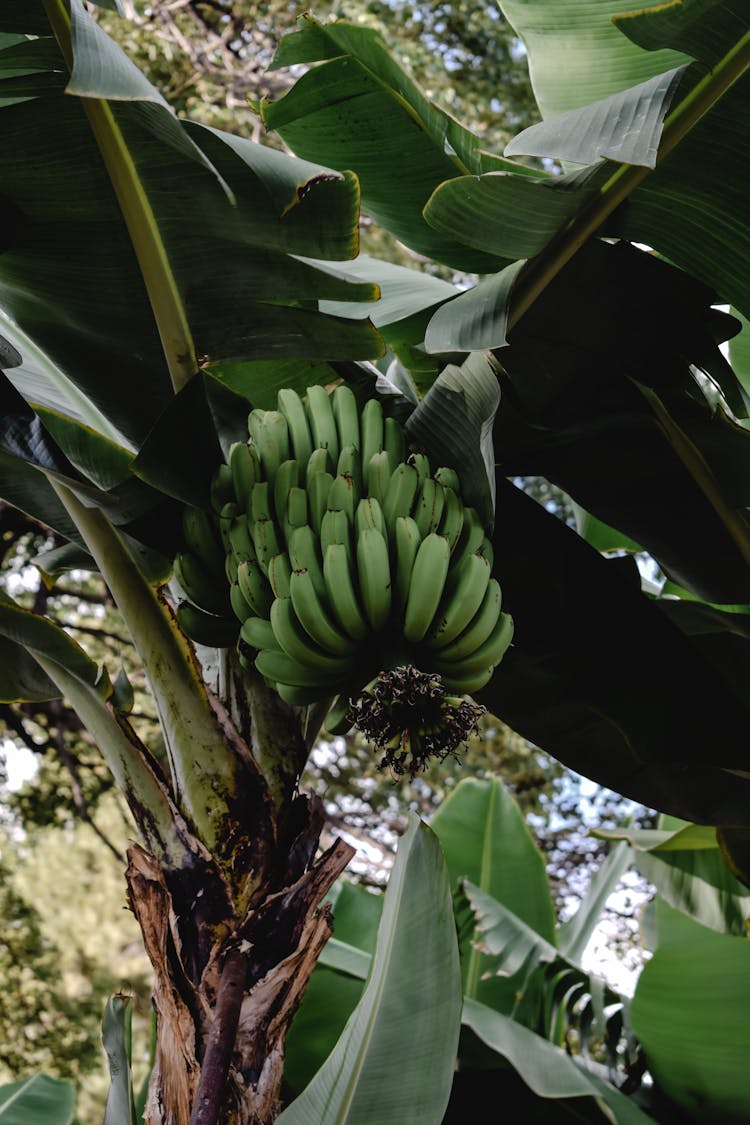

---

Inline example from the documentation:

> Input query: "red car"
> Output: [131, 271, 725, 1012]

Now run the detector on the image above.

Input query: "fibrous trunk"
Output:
[127, 795, 353, 1124]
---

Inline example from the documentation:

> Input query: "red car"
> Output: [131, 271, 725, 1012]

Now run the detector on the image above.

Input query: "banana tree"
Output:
[1, 1, 750, 1123]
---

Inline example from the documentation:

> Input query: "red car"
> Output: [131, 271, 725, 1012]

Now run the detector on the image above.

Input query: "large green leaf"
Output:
[263, 16, 543, 273]
[481, 478, 750, 827]
[596, 817, 750, 935]
[557, 840, 632, 963]
[462, 999, 653, 1124]
[0, 2, 380, 452]
[0, 1075, 75, 1125]
[631, 901, 750, 1122]
[278, 816, 461, 1124]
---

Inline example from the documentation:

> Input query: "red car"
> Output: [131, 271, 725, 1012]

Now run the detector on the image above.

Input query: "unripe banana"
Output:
[252, 518, 281, 576]
[182, 507, 225, 576]
[394, 515, 421, 612]
[437, 578, 502, 662]
[414, 477, 445, 537]
[210, 464, 235, 514]
[324, 693, 355, 735]
[237, 558, 273, 616]
[277, 388, 314, 473]
[177, 602, 237, 648]
[289, 568, 356, 656]
[383, 462, 419, 529]
[241, 615, 280, 651]
[425, 551, 491, 650]
[285, 487, 308, 536]
[434, 611, 513, 676]
[273, 459, 300, 528]
[383, 415, 406, 472]
[408, 452, 430, 483]
[366, 450, 392, 508]
[228, 515, 256, 565]
[450, 506, 485, 569]
[251, 482, 273, 524]
[360, 397, 384, 469]
[270, 597, 351, 674]
[229, 441, 261, 514]
[225, 553, 238, 586]
[218, 501, 237, 554]
[332, 383, 360, 451]
[268, 552, 292, 599]
[320, 509, 352, 561]
[356, 527, 391, 631]
[434, 466, 460, 494]
[173, 551, 230, 617]
[438, 486, 464, 552]
[250, 410, 289, 481]
[255, 647, 340, 690]
[276, 681, 331, 707]
[323, 541, 369, 641]
[438, 664, 495, 695]
[307, 470, 334, 534]
[336, 445, 363, 493]
[356, 496, 386, 539]
[476, 537, 494, 570]
[230, 579, 254, 624]
[289, 524, 325, 597]
[327, 472, 358, 523]
[305, 383, 340, 466]
[306, 446, 332, 478]
[403, 533, 450, 642]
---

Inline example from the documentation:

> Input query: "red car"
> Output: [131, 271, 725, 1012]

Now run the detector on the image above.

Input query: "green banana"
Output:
[173, 551, 229, 616]
[288, 524, 325, 597]
[270, 597, 351, 674]
[357, 527, 392, 631]
[218, 501, 237, 554]
[230, 579, 254, 624]
[438, 486, 464, 552]
[355, 496, 386, 539]
[307, 470, 334, 534]
[383, 415, 406, 472]
[176, 602, 237, 648]
[249, 409, 290, 481]
[268, 552, 292, 599]
[320, 509, 352, 560]
[336, 444, 363, 493]
[324, 693, 354, 735]
[435, 612, 513, 677]
[438, 664, 495, 695]
[306, 446, 332, 478]
[327, 472, 358, 523]
[251, 481, 273, 524]
[228, 515, 256, 565]
[225, 552, 238, 586]
[383, 462, 419, 529]
[273, 459, 300, 528]
[210, 464, 235, 514]
[394, 515, 421, 612]
[276, 681, 330, 707]
[437, 579, 502, 662]
[360, 397, 384, 469]
[323, 541, 369, 641]
[413, 477, 445, 537]
[332, 384, 360, 451]
[182, 506, 225, 576]
[365, 450, 392, 508]
[255, 647, 340, 690]
[286, 487, 308, 536]
[425, 552, 491, 649]
[237, 558, 273, 616]
[240, 615, 279, 651]
[403, 533, 450, 643]
[434, 466, 461, 494]
[450, 506, 485, 569]
[476, 537, 494, 570]
[305, 383, 340, 466]
[408, 452, 430, 483]
[277, 388, 314, 473]
[289, 568, 356, 656]
[252, 518, 281, 575]
[229, 441, 260, 513]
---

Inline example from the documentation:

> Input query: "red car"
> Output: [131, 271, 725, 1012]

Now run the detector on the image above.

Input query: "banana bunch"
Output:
[175, 382, 513, 768]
